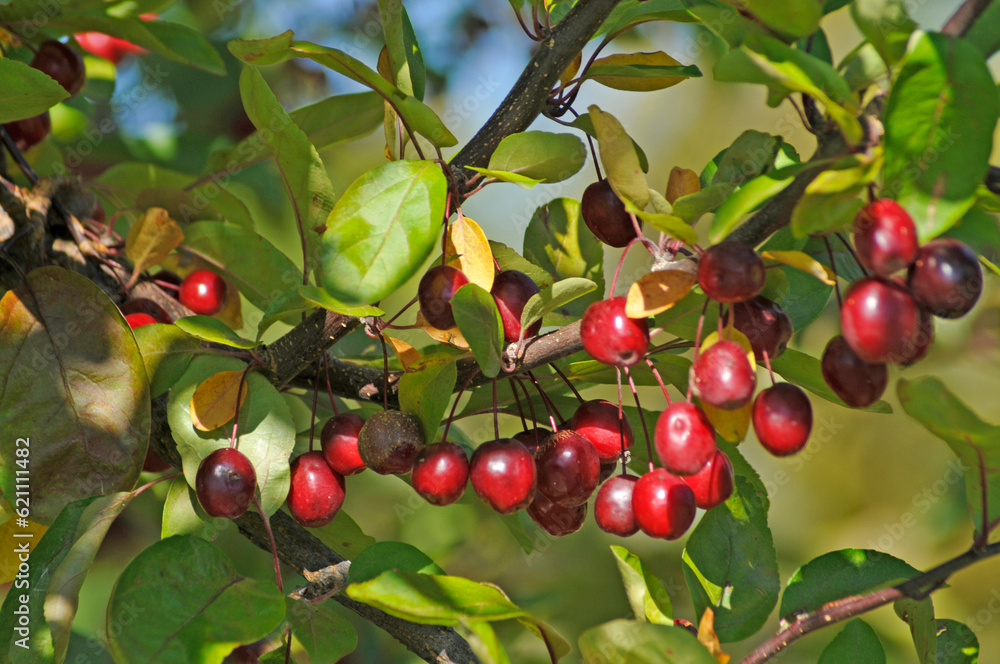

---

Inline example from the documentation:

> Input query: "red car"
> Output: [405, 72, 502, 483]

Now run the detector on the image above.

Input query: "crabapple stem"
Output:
[442, 368, 480, 444]
[308, 357, 322, 452]
[526, 370, 561, 431]
[228, 366, 253, 450]
[549, 362, 584, 403]
[253, 494, 283, 594]
[644, 357, 673, 406]
[321, 354, 339, 415]
[624, 366, 654, 473]
[514, 376, 540, 429]
[822, 235, 843, 307]
[689, 298, 710, 401]
[510, 380, 528, 430]
[492, 377, 500, 440]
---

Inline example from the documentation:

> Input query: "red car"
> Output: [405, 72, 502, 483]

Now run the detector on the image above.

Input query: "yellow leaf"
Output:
[697, 608, 731, 664]
[124, 207, 184, 289]
[560, 52, 582, 86]
[625, 269, 697, 318]
[386, 335, 422, 370]
[415, 311, 470, 350]
[588, 51, 692, 92]
[666, 167, 700, 205]
[190, 370, 249, 431]
[0, 514, 48, 584]
[446, 216, 495, 292]
[761, 250, 836, 285]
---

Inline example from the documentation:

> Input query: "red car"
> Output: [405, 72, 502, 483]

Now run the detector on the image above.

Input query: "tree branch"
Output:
[941, 0, 993, 36]
[449, 0, 625, 189]
[235, 509, 479, 664]
[740, 541, 1000, 664]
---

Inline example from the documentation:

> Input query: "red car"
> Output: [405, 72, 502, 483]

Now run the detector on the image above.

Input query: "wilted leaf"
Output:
[626, 270, 697, 318]
[386, 335, 422, 370]
[415, 311, 470, 349]
[124, 207, 184, 288]
[190, 370, 250, 432]
[697, 609, 731, 664]
[666, 167, 701, 205]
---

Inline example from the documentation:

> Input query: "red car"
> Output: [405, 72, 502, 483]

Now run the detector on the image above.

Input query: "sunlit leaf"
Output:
[447, 216, 496, 292]
[174, 316, 257, 349]
[107, 536, 285, 662]
[520, 277, 598, 332]
[762, 251, 836, 285]
[579, 619, 716, 663]
[486, 131, 587, 182]
[452, 284, 504, 378]
[610, 546, 673, 625]
[319, 160, 447, 305]
[586, 52, 701, 91]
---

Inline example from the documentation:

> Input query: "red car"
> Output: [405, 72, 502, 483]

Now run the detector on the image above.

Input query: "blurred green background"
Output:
[7, 0, 1000, 662]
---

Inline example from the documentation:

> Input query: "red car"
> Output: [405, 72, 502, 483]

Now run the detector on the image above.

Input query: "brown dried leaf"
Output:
[625, 269, 697, 318]
[190, 370, 249, 431]
[124, 207, 184, 289]
[666, 167, 701, 205]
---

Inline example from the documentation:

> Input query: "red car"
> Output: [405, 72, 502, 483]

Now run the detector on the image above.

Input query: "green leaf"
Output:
[161, 476, 224, 541]
[0, 267, 148, 523]
[780, 549, 920, 617]
[237, 67, 337, 265]
[489, 241, 554, 289]
[610, 546, 673, 625]
[671, 182, 735, 223]
[841, 42, 890, 92]
[883, 32, 1000, 241]
[319, 160, 447, 305]
[711, 130, 785, 187]
[0, 497, 108, 661]
[285, 597, 357, 664]
[682, 473, 779, 641]
[898, 376, 1000, 539]
[520, 277, 598, 332]
[569, 114, 649, 173]
[965, 1, 1000, 58]
[174, 316, 257, 349]
[791, 153, 881, 237]
[307, 509, 376, 559]
[464, 621, 512, 664]
[934, 619, 979, 663]
[107, 536, 285, 662]
[206, 92, 383, 176]
[229, 32, 456, 147]
[398, 354, 459, 443]
[168, 356, 295, 517]
[770, 347, 891, 412]
[599, 1, 695, 36]
[742, 0, 823, 41]
[714, 34, 863, 144]
[466, 167, 544, 188]
[523, 198, 604, 320]
[0, 57, 70, 123]
[818, 619, 886, 664]
[589, 105, 650, 209]
[347, 571, 524, 624]
[134, 323, 206, 397]
[348, 541, 446, 585]
[633, 207, 698, 244]
[585, 59, 702, 91]
[299, 285, 385, 317]
[895, 596, 936, 663]
[851, 0, 917, 66]
[710, 164, 806, 241]
[578, 619, 716, 664]
[452, 284, 504, 378]
[377, 0, 425, 99]
[487, 131, 587, 182]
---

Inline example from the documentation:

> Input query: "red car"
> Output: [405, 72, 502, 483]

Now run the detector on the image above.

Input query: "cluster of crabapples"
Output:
[185, 182, 983, 541]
